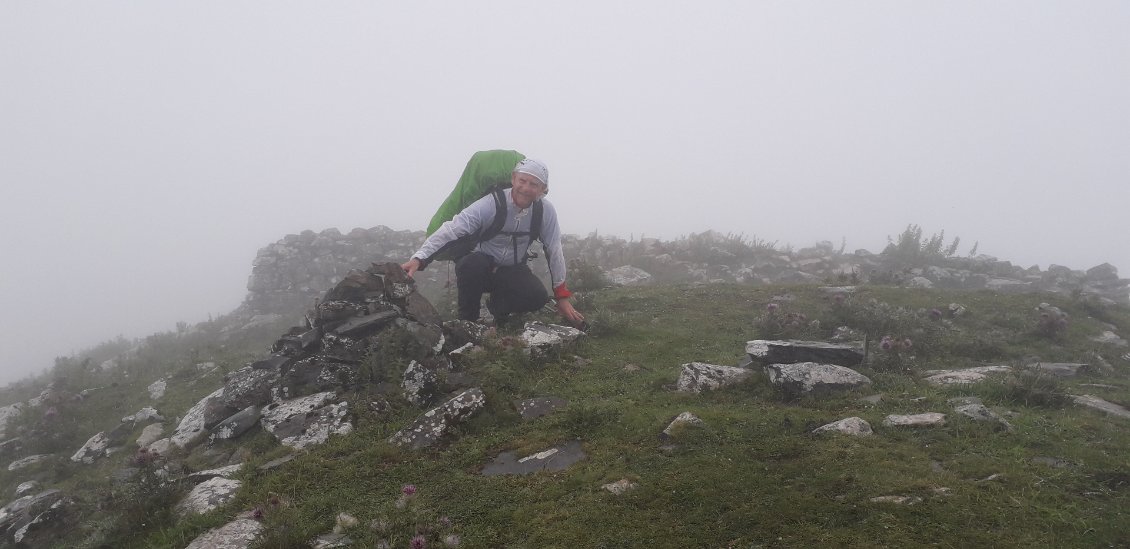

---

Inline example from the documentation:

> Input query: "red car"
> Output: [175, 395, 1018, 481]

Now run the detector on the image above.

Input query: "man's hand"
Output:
[400, 258, 422, 278]
[556, 298, 585, 328]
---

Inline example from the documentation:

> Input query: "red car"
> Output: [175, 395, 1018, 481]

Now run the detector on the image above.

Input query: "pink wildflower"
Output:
[402, 484, 418, 497]
[410, 535, 427, 549]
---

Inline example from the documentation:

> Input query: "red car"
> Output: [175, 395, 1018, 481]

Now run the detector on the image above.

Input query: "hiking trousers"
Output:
[455, 252, 549, 321]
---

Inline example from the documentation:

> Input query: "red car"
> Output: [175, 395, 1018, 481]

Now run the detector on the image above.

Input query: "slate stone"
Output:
[1073, 394, 1130, 420]
[442, 320, 492, 350]
[521, 321, 585, 356]
[260, 392, 352, 450]
[121, 406, 164, 424]
[953, 403, 1013, 430]
[402, 361, 438, 406]
[177, 477, 242, 516]
[277, 356, 361, 399]
[70, 432, 110, 464]
[883, 413, 946, 427]
[388, 388, 486, 450]
[405, 290, 441, 325]
[172, 388, 225, 450]
[12, 496, 74, 546]
[250, 354, 293, 371]
[221, 366, 279, 409]
[203, 398, 240, 430]
[136, 423, 164, 448]
[812, 417, 873, 436]
[1030, 362, 1090, 378]
[14, 481, 39, 498]
[602, 479, 639, 495]
[1091, 331, 1128, 347]
[148, 379, 167, 400]
[105, 422, 135, 446]
[764, 362, 871, 395]
[514, 397, 569, 420]
[311, 533, 354, 548]
[481, 440, 586, 476]
[186, 464, 243, 483]
[258, 453, 298, 471]
[211, 406, 262, 441]
[922, 365, 1011, 385]
[395, 318, 444, 356]
[332, 310, 398, 337]
[675, 362, 752, 393]
[184, 516, 263, 549]
[315, 300, 367, 325]
[274, 327, 324, 355]
[660, 411, 705, 442]
[605, 265, 652, 286]
[746, 340, 865, 367]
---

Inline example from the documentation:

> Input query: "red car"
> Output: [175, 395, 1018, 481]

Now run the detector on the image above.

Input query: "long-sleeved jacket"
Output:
[413, 188, 571, 298]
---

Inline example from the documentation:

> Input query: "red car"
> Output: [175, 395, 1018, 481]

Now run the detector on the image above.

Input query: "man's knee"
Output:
[455, 253, 492, 282]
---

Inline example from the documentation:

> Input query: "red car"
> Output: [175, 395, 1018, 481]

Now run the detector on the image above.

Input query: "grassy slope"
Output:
[18, 284, 1130, 548]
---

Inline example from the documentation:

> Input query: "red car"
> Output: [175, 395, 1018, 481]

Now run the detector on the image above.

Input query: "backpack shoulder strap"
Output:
[530, 199, 543, 242]
[477, 187, 508, 243]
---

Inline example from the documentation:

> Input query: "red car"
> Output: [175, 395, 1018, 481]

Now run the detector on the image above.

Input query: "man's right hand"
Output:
[400, 258, 422, 278]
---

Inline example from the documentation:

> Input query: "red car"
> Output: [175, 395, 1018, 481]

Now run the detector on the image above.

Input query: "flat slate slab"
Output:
[764, 362, 871, 395]
[388, 388, 486, 450]
[1030, 363, 1090, 378]
[331, 310, 398, 337]
[1073, 394, 1130, 420]
[812, 417, 873, 436]
[481, 440, 586, 476]
[676, 362, 752, 393]
[922, 365, 1011, 386]
[883, 413, 946, 427]
[514, 397, 568, 420]
[746, 340, 864, 367]
[185, 515, 263, 549]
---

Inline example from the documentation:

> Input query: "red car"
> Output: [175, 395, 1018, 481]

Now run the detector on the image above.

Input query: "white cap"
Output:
[513, 158, 549, 187]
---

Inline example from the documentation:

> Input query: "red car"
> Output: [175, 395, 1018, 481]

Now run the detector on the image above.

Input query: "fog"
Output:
[2, 2, 1127, 385]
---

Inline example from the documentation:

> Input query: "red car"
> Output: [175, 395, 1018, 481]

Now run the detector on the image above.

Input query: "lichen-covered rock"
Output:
[442, 320, 492, 350]
[661, 411, 705, 440]
[136, 423, 165, 448]
[185, 515, 263, 549]
[520, 321, 584, 356]
[177, 477, 242, 516]
[676, 363, 752, 393]
[14, 481, 39, 498]
[764, 362, 871, 395]
[260, 392, 352, 449]
[402, 361, 438, 406]
[606, 265, 652, 286]
[122, 406, 164, 424]
[172, 387, 226, 450]
[70, 432, 110, 464]
[883, 413, 946, 427]
[6, 455, 50, 472]
[746, 340, 864, 367]
[922, 365, 1011, 386]
[953, 403, 1013, 430]
[221, 366, 280, 409]
[147, 379, 167, 400]
[812, 417, 873, 436]
[0, 404, 23, 439]
[388, 388, 486, 450]
[602, 478, 639, 495]
[210, 406, 262, 441]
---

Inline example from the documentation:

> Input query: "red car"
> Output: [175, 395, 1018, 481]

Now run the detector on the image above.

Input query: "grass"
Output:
[7, 284, 1130, 547]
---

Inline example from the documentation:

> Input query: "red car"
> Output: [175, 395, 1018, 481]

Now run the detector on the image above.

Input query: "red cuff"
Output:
[553, 283, 572, 300]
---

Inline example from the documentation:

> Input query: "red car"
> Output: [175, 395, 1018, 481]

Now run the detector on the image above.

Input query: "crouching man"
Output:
[400, 158, 585, 327]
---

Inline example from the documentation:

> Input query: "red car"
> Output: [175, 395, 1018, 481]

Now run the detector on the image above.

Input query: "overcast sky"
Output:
[2, 2, 1127, 385]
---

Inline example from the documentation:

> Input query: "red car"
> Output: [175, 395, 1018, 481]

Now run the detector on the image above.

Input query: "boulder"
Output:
[521, 321, 585, 356]
[70, 432, 110, 464]
[277, 356, 361, 400]
[7, 455, 50, 472]
[606, 266, 652, 286]
[675, 363, 752, 393]
[14, 482, 39, 498]
[0, 404, 23, 439]
[136, 423, 165, 448]
[481, 440, 586, 476]
[402, 361, 439, 406]
[185, 516, 263, 549]
[221, 366, 280, 409]
[147, 379, 167, 400]
[12, 496, 75, 546]
[953, 403, 1012, 430]
[745, 340, 864, 367]
[812, 417, 873, 436]
[260, 392, 352, 450]
[764, 362, 871, 395]
[883, 413, 946, 427]
[177, 477, 242, 516]
[388, 388, 486, 450]
[1091, 331, 1128, 347]
[442, 320, 493, 350]
[122, 406, 164, 424]
[1073, 394, 1130, 420]
[211, 406, 262, 441]
[172, 387, 226, 450]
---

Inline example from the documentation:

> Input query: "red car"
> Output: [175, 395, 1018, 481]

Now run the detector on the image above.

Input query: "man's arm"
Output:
[403, 194, 495, 275]
[538, 201, 585, 327]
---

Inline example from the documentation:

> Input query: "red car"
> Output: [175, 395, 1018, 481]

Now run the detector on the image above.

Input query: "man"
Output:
[401, 158, 585, 327]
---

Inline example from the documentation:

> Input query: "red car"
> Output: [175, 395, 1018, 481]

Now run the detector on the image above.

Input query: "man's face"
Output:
[510, 172, 547, 209]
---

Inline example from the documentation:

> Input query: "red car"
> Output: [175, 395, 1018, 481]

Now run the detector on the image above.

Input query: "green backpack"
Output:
[423, 150, 544, 263]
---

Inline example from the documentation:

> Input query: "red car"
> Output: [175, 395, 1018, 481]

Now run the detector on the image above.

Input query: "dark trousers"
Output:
[454, 252, 549, 321]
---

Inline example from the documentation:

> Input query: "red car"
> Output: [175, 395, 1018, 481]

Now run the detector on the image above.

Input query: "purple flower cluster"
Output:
[879, 335, 912, 351]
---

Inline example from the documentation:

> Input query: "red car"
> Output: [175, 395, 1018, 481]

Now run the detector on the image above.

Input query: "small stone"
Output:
[812, 417, 873, 436]
[676, 362, 752, 393]
[177, 477, 242, 516]
[882, 413, 946, 427]
[333, 512, 359, 534]
[869, 495, 921, 505]
[602, 479, 639, 495]
[660, 411, 705, 441]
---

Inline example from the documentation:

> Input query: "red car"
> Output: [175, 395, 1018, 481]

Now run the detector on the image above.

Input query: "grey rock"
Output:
[521, 321, 585, 356]
[442, 320, 492, 349]
[0, 437, 22, 459]
[311, 533, 354, 548]
[147, 438, 173, 455]
[405, 290, 441, 325]
[922, 365, 1011, 385]
[764, 362, 871, 395]
[602, 479, 639, 495]
[1031, 456, 1073, 469]
[396, 318, 444, 356]
[277, 356, 361, 400]
[14, 481, 39, 498]
[258, 454, 298, 471]
[907, 276, 934, 289]
[250, 354, 294, 371]
[12, 496, 73, 546]
[1091, 331, 1128, 347]
[514, 397, 569, 420]
[0, 489, 63, 533]
[70, 432, 110, 464]
[883, 413, 946, 427]
[0, 404, 23, 439]
[660, 411, 705, 442]
[172, 387, 226, 450]
[402, 361, 439, 406]
[1030, 362, 1090, 378]
[187, 464, 243, 483]
[332, 310, 398, 337]
[812, 417, 873, 436]
[177, 477, 242, 516]
[274, 327, 324, 355]
[260, 392, 352, 450]
[953, 403, 1013, 430]
[211, 406, 262, 441]
[136, 423, 165, 448]
[745, 340, 864, 367]
[1073, 394, 1130, 420]
[676, 362, 752, 393]
[185, 515, 263, 549]
[870, 495, 922, 505]
[222, 366, 280, 409]
[606, 265, 652, 286]
[860, 394, 883, 405]
[147, 379, 167, 400]
[122, 406, 164, 424]
[482, 440, 586, 476]
[388, 388, 486, 450]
